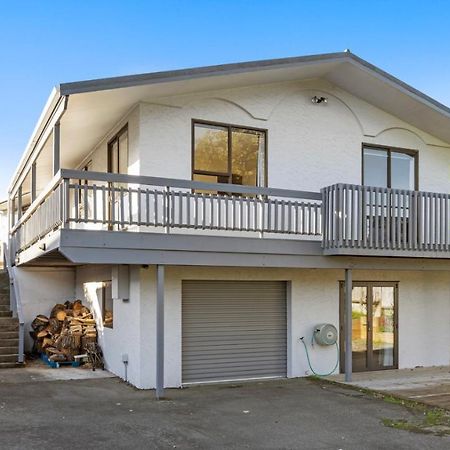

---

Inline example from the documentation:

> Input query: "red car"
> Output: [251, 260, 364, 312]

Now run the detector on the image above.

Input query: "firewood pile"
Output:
[30, 300, 98, 363]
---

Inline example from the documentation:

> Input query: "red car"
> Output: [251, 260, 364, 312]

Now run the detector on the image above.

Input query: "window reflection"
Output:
[363, 146, 417, 190]
[193, 122, 266, 190]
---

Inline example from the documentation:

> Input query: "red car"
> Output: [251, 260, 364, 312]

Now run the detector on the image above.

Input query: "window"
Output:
[108, 125, 128, 175]
[102, 280, 113, 329]
[192, 121, 266, 189]
[362, 145, 417, 190]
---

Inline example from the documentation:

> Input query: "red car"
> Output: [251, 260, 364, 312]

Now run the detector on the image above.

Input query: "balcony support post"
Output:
[156, 264, 165, 399]
[344, 268, 353, 382]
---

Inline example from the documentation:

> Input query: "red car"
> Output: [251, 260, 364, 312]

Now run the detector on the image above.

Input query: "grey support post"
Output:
[156, 265, 165, 399]
[53, 122, 61, 175]
[344, 268, 353, 382]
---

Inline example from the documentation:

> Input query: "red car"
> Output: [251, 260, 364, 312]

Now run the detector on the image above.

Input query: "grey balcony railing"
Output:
[10, 173, 449, 260]
[10, 169, 322, 254]
[322, 183, 450, 254]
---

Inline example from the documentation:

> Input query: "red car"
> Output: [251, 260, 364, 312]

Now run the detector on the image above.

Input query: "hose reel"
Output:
[300, 323, 339, 377]
[313, 323, 338, 346]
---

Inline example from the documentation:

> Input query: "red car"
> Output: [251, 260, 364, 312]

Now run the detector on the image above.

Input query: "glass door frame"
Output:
[339, 281, 399, 372]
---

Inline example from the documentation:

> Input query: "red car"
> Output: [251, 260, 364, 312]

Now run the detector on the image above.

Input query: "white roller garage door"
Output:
[182, 280, 287, 383]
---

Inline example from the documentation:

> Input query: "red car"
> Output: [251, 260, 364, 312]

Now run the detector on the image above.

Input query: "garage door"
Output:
[182, 280, 287, 383]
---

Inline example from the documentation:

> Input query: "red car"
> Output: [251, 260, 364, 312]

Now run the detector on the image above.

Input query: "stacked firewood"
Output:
[30, 300, 98, 363]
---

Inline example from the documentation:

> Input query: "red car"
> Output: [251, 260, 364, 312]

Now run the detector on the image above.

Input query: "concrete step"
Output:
[0, 362, 23, 369]
[0, 317, 18, 324]
[0, 296, 10, 306]
[0, 332, 19, 340]
[0, 305, 10, 312]
[0, 311, 12, 318]
[0, 318, 19, 332]
[0, 346, 18, 355]
[0, 354, 18, 363]
[0, 338, 19, 346]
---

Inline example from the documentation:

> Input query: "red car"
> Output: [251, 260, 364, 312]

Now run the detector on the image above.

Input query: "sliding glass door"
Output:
[340, 282, 398, 372]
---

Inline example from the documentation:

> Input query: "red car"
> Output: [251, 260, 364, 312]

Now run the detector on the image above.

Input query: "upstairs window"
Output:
[363, 145, 417, 190]
[108, 125, 128, 175]
[192, 121, 266, 189]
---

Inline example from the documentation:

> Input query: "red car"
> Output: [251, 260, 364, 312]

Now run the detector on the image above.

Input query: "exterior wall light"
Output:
[311, 96, 328, 104]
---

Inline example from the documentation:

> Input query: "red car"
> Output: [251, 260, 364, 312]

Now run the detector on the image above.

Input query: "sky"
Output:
[1, 0, 450, 198]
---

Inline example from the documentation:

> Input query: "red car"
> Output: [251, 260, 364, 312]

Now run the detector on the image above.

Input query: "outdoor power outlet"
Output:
[122, 353, 129, 364]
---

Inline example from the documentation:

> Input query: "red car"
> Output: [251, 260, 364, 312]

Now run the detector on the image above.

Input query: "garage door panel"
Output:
[182, 280, 287, 383]
[183, 342, 286, 352]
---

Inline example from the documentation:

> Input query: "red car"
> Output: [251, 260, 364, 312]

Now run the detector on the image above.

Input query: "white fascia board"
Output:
[347, 55, 450, 120]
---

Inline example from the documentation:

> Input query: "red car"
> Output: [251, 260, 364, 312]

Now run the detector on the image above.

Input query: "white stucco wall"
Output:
[77, 104, 141, 175]
[97, 265, 449, 390]
[14, 267, 76, 350]
[137, 79, 450, 194]
[75, 264, 144, 387]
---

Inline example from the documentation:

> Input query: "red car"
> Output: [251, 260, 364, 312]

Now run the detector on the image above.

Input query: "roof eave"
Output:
[59, 51, 350, 96]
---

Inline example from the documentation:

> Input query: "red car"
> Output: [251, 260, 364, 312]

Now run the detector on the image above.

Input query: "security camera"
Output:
[311, 96, 328, 104]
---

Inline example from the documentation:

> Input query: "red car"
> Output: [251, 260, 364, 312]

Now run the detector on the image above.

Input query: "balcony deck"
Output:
[8, 170, 450, 268]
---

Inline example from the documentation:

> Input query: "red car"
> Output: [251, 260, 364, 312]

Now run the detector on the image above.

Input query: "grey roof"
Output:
[58, 51, 450, 117]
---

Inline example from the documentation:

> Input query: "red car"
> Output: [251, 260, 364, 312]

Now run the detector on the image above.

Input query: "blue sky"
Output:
[1, 0, 450, 198]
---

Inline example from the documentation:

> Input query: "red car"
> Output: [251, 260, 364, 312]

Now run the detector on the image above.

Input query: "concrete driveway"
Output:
[0, 375, 449, 449]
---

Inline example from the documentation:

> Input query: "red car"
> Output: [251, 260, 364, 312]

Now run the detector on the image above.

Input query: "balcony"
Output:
[8, 171, 450, 265]
[322, 184, 449, 258]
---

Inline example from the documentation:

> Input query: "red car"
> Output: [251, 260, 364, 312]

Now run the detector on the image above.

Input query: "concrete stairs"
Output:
[0, 271, 22, 368]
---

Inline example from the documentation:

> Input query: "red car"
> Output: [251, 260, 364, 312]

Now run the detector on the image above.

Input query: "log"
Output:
[50, 304, 65, 318]
[37, 329, 50, 338]
[42, 337, 53, 348]
[56, 310, 67, 321]
[73, 300, 83, 312]
[48, 318, 61, 334]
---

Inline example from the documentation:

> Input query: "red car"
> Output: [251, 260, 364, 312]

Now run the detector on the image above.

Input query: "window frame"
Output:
[191, 119, 268, 188]
[338, 280, 399, 372]
[102, 280, 113, 329]
[362, 143, 419, 190]
[107, 124, 129, 175]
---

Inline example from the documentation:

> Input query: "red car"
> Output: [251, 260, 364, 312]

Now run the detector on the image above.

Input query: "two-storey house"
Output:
[2, 52, 449, 396]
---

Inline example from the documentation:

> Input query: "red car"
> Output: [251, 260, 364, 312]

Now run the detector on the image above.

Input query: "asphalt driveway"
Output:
[0, 375, 449, 449]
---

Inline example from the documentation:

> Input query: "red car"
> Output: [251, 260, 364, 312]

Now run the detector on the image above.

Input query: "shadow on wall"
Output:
[83, 282, 105, 340]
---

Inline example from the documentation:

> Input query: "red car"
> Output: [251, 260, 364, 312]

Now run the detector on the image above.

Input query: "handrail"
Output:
[327, 182, 450, 200]
[59, 169, 323, 201]
[11, 169, 321, 235]
[10, 171, 63, 234]
[2, 241, 24, 364]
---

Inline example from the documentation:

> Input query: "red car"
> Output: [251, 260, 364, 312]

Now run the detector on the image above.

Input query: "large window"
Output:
[192, 121, 266, 188]
[363, 145, 417, 190]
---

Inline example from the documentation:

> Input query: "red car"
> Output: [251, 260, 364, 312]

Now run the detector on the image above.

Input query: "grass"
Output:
[382, 409, 450, 436]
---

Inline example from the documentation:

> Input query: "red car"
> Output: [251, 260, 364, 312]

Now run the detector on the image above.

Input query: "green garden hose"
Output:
[300, 337, 339, 377]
